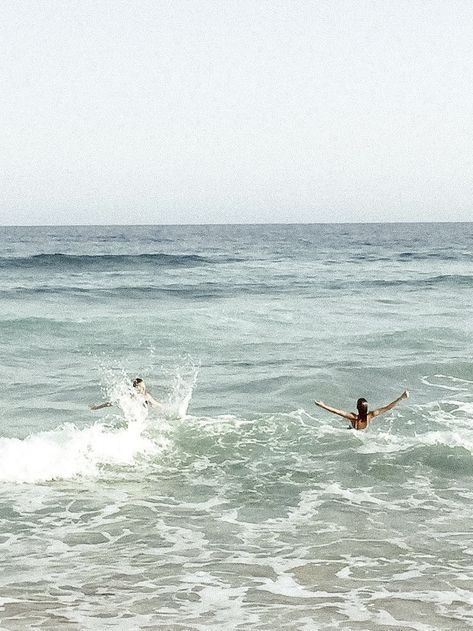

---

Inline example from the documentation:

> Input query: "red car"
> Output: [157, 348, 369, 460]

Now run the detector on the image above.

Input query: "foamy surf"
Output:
[0, 419, 158, 483]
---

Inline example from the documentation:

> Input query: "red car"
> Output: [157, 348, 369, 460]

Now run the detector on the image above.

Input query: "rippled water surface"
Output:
[0, 223, 472, 630]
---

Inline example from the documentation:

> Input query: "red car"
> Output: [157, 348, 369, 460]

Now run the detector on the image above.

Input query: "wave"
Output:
[348, 251, 472, 263]
[397, 251, 472, 261]
[0, 274, 470, 302]
[363, 274, 473, 289]
[0, 418, 161, 484]
[2, 412, 471, 485]
[0, 281, 292, 300]
[0, 253, 242, 270]
[0, 285, 227, 300]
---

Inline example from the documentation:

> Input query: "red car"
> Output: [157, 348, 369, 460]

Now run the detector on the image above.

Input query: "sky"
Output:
[1, 0, 473, 225]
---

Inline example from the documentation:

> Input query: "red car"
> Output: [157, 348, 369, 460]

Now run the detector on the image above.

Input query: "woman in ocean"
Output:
[90, 377, 161, 410]
[314, 390, 409, 430]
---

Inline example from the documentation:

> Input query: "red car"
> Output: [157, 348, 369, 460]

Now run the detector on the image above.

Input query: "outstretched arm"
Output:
[314, 400, 357, 421]
[89, 401, 112, 411]
[369, 390, 409, 419]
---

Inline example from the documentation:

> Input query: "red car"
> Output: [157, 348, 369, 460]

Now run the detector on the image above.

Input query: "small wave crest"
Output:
[0, 419, 160, 484]
[364, 274, 473, 289]
[0, 253, 213, 270]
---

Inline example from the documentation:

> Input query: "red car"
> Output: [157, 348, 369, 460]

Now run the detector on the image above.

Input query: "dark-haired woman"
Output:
[314, 390, 409, 430]
[90, 377, 161, 410]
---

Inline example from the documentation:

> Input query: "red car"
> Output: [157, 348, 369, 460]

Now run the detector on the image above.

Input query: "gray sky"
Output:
[1, 0, 472, 225]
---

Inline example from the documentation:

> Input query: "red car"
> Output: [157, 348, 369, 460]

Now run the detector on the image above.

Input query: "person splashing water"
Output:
[89, 377, 161, 411]
[314, 390, 409, 430]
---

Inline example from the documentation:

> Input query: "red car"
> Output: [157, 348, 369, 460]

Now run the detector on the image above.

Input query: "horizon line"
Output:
[0, 220, 472, 228]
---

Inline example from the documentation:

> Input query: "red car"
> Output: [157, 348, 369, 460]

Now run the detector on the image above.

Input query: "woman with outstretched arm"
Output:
[90, 378, 161, 410]
[314, 390, 409, 430]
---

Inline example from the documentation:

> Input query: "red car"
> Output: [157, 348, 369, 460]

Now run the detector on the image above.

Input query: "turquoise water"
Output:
[0, 223, 472, 629]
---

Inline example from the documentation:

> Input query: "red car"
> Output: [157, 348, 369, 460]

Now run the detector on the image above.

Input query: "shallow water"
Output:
[0, 223, 472, 629]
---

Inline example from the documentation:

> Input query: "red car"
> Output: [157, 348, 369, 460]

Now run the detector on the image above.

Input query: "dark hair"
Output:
[132, 377, 143, 388]
[356, 398, 368, 422]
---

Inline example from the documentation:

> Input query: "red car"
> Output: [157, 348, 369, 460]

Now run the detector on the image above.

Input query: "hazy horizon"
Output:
[1, 220, 472, 228]
[1, 0, 473, 226]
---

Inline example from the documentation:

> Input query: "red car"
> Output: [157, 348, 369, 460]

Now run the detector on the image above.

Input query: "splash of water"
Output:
[164, 358, 199, 418]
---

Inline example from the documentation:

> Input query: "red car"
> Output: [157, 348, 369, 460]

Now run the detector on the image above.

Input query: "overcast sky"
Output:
[1, 0, 472, 225]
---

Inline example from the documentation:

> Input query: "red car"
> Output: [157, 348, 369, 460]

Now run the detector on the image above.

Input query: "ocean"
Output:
[0, 223, 472, 630]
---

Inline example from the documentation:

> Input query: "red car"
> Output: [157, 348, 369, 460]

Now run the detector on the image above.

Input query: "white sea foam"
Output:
[421, 374, 473, 392]
[0, 418, 157, 484]
[258, 573, 319, 599]
[322, 482, 388, 506]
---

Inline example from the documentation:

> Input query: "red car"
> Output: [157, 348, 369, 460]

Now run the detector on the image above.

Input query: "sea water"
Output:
[0, 223, 472, 630]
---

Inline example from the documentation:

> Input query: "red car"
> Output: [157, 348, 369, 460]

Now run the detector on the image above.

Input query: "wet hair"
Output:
[356, 398, 368, 422]
[132, 377, 144, 388]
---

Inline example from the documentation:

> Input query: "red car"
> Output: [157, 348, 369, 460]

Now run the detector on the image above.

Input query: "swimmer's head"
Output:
[356, 398, 368, 422]
[132, 377, 146, 394]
